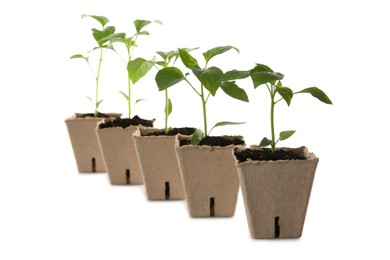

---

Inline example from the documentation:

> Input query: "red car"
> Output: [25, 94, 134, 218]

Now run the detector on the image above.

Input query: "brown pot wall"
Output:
[96, 126, 144, 185]
[65, 113, 120, 173]
[134, 128, 191, 200]
[235, 146, 318, 239]
[175, 136, 243, 217]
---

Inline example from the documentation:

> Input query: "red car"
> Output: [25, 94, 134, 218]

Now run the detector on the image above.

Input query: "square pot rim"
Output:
[133, 127, 197, 139]
[64, 113, 121, 122]
[175, 134, 246, 151]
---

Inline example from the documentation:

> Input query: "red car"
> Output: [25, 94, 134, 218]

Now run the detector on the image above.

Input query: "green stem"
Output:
[200, 84, 208, 136]
[94, 48, 104, 117]
[128, 74, 132, 118]
[164, 89, 169, 135]
[270, 86, 276, 152]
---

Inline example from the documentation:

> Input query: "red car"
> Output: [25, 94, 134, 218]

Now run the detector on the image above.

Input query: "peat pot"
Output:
[175, 135, 245, 217]
[65, 113, 121, 173]
[233, 146, 319, 239]
[96, 116, 154, 185]
[133, 127, 196, 200]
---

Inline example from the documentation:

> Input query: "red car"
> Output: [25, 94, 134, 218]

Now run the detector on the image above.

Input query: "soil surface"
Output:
[179, 136, 245, 147]
[77, 112, 119, 118]
[143, 127, 196, 136]
[98, 115, 154, 129]
[234, 148, 306, 162]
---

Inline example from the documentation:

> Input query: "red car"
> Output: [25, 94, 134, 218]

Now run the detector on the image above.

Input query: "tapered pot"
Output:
[133, 127, 196, 200]
[96, 117, 154, 185]
[234, 146, 318, 239]
[65, 113, 120, 173]
[175, 135, 245, 217]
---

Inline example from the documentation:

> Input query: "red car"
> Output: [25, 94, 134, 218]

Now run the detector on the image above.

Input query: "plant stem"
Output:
[200, 84, 208, 136]
[164, 88, 169, 135]
[270, 86, 276, 152]
[94, 48, 104, 117]
[128, 74, 132, 118]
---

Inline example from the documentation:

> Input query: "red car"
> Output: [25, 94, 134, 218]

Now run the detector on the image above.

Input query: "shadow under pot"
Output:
[133, 127, 196, 200]
[233, 146, 319, 239]
[96, 116, 154, 185]
[65, 113, 121, 173]
[175, 135, 245, 217]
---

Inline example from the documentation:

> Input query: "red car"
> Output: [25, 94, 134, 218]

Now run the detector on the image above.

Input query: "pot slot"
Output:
[165, 182, 170, 200]
[275, 216, 280, 238]
[126, 169, 130, 184]
[210, 197, 215, 217]
[92, 158, 96, 172]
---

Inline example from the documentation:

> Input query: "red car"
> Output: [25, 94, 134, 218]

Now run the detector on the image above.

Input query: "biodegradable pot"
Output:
[133, 127, 196, 200]
[96, 117, 154, 185]
[65, 113, 121, 173]
[175, 135, 245, 217]
[233, 146, 319, 239]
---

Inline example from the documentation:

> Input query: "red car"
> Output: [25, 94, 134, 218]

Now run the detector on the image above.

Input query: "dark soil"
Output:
[77, 112, 119, 118]
[98, 115, 154, 129]
[179, 136, 245, 147]
[234, 148, 306, 162]
[143, 127, 196, 136]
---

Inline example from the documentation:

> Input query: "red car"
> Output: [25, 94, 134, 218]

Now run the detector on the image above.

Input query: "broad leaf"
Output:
[92, 26, 116, 46]
[155, 67, 185, 91]
[70, 54, 88, 61]
[81, 14, 109, 27]
[276, 85, 293, 106]
[252, 63, 275, 73]
[191, 129, 205, 145]
[98, 32, 126, 45]
[134, 20, 152, 33]
[296, 87, 333, 104]
[202, 46, 239, 64]
[250, 69, 284, 88]
[191, 66, 223, 96]
[127, 58, 154, 84]
[260, 137, 273, 147]
[178, 48, 199, 68]
[165, 98, 173, 116]
[220, 81, 249, 102]
[279, 130, 296, 141]
[209, 121, 245, 135]
[119, 91, 129, 101]
[221, 70, 250, 81]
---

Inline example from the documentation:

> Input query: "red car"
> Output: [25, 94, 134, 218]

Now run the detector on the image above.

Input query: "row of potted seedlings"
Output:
[65, 15, 332, 239]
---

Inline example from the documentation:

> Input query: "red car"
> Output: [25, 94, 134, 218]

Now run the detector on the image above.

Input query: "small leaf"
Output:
[260, 137, 273, 147]
[98, 32, 126, 45]
[220, 82, 249, 102]
[155, 67, 185, 91]
[86, 96, 92, 102]
[70, 54, 88, 61]
[81, 14, 109, 27]
[191, 129, 204, 145]
[92, 26, 116, 46]
[191, 66, 223, 96]
[296, 87, 333, 104]
[156, 61, 167, 67]
[279, 130, 296, 141]
[135, 99, 145, 105]
[208, 121, 245, 135]
[276, 85, 293, 106]
[137, 31, 150, 36]
[134, 20, 152, 33]
[178, 48, 199, 68]
[119, 91, 129, 101]
[127, 58, 154, 84]
[253, 63, 275, 73]
[221, 70, 250, 81]
[97, 99, 104, 108]
[165, 98, 173, 116]
[202, 46, 239, 64]
[250, 70, 284, 88]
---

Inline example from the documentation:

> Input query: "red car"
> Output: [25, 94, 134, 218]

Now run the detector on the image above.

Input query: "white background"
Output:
[1, 0, 389, 259]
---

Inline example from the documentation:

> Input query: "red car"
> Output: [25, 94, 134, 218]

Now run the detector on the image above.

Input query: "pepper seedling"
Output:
[155, 46, 250, 144]
[249, 63, 333, 152]
[70, 14, 117, 117]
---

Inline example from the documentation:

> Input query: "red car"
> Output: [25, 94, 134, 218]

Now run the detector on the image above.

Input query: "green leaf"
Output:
[220, 81, 249, 102]
[191, 66, 223, 96]
[250, 69, 284, 88]
[127, 58, 154, 84]
[260, 137, 273, 147]
[97, 99, 104, 107]
[135, 99, 145, 105]
[92, 26, 116, 46]
[165, 98, 173, 116]
[252, 63, 275, 73]
[296, 87, 333, 104]
[156, 61, 167, 67]
[70, 54, 88, 61]
[134, 20, 152, 33]
[81, 14, 109, 27]
[86, 96, 92, 102]
[221, 70, 250, 81]
[202, 46, 239, 64]
[276, 85, 293, 106]
[178, 48, 199, 68]
[155, 67, 185, 91]
[119, 91, 129, 101]
[208, 121, 245, 135]
[98, 32, 126, 45]
[279, 130, 296, 141]
[191, 129, 204, 145]
[137, 31, 150, 36]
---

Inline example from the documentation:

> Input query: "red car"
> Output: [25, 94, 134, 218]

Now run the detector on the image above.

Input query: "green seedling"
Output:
[155, 46, 250, 144]
[71, 14, 117, 117]
[101, 19, 162, 118]
[249, 63, 333, 152]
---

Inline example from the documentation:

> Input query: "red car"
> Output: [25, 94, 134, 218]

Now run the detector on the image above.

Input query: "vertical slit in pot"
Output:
[210, 197, 215, 217]
[125, 169, 130, 185]
[91, 158, 96, 172]
[165, 182, 170, 200]
[275, 216, 280, 238]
